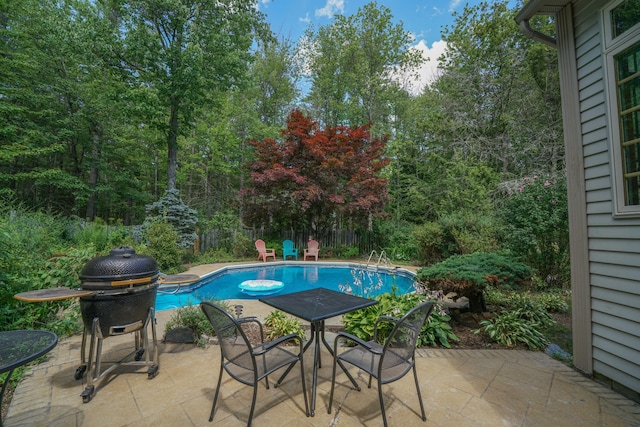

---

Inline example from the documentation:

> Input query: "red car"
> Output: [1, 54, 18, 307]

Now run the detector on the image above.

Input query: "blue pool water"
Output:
[155, 264, 416, 311]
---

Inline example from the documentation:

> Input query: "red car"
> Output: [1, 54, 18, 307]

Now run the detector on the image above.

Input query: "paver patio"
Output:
[4, 301, 640, 427]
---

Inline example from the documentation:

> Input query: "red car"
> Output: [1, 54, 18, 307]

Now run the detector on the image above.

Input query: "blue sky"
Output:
[258, 0, 518, 93]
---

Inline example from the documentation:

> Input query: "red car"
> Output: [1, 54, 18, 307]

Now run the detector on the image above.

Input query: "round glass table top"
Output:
[0, 330, 58, 374]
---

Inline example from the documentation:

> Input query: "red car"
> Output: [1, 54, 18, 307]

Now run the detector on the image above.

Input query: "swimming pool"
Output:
[155, 263, 416, 311]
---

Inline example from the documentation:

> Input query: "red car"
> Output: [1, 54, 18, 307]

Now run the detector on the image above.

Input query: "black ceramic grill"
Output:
[13, 246, 161, 403]
[75, 247, 160, 402]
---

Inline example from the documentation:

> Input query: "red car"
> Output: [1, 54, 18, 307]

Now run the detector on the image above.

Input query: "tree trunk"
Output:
[467, 290, 486, 313]
[85, 131, 100, 221]
[167, 101, 179, 191]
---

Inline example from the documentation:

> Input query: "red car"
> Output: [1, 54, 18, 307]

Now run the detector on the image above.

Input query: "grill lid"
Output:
[80, 246, 158, 283]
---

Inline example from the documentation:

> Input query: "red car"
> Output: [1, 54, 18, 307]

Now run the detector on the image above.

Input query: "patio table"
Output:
[0, 330, 58, 427]
[260, 287, 377, 415]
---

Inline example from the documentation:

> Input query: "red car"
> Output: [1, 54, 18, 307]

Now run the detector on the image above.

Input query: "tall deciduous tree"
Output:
[303, 2, 423, 132]
[432, 0, 563, 177]
[106, 0, 268, 191]
[241, 109, 390, 236]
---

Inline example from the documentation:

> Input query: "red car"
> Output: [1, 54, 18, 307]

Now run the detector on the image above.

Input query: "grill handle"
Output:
[109, 320, 144, 335]
[110, 277, 153, 287]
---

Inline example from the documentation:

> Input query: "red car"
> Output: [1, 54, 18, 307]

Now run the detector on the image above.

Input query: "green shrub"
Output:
[533, 292, 570, 313]
[413, 221, 446, 264]
[0, 209, 83, 334]
[416, 252, 533, 312]
[264, 310, 305, 342]
[475, 293, 555, 350]
[164, 303, 216, 348]
[144, 189, 198, 248]
[231, 232, 253, 258]
[413, 213, 499, 265]
[509, 294, 555, 328]
[439, 212, 499, 255]
[342, 289, 458, 348]
[70, 218, 133, 252]
[496, 176, 569, 287]
[334, 245, 360, 259]
[476, 311, 549, 350]
[374, 220, 419, 262]
[143, 221, 185, 273]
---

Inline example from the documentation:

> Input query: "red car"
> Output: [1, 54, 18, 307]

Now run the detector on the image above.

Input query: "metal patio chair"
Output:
[327, 301, 435, 427]
[200, 302, 309, 426]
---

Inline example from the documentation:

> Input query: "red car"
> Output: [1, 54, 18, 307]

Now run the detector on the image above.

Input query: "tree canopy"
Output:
[1, 0, 563, 236]
[240, 109, 390, 236]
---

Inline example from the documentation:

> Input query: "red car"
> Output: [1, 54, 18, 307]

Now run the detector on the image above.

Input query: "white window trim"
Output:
[603, 1, 640, 217]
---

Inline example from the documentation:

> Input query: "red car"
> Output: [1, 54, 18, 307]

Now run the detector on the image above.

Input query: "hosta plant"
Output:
[476, 311, 549, 350]
[342, 287, 459, 348]
[264, 310, 305, 342]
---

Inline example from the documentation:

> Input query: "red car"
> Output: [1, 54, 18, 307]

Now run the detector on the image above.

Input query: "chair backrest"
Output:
[256, 239, 267, 255]
[380, 302, 434, 381]
[307, 239, 319, 251]
[283, 240, 295, 251]
[200, 302, 255, 372]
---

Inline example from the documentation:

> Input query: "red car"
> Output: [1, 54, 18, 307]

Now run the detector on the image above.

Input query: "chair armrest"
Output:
[238, 317, 264, 342]
[334, 331, 382, 354]
[253, 333, 304, 355]
[376, 315, 399, 325]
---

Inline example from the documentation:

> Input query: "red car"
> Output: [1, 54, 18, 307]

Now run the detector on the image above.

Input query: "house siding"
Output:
[572, 0, 640, 397]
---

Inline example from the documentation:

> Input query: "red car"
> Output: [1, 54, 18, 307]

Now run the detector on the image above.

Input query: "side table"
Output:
[0, 330, 58, 427]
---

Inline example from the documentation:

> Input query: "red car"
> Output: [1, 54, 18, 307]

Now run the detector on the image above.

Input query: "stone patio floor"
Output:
[5, 262, 640, 426]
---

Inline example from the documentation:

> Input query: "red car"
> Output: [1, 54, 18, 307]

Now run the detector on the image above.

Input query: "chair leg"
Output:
[299, 352, 310, 416]
[327, 352, 339, 413]
[412, 363, 427, 421]
[247, 384, 258, 427]
[377, 381, 388, 427]
[209, 364, 224, 422]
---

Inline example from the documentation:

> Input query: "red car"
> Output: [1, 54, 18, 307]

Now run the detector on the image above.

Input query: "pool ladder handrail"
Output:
[366, 250, 393, 270]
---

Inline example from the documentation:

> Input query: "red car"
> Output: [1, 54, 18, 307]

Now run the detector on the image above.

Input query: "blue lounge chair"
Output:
[282, 240, 299, 260]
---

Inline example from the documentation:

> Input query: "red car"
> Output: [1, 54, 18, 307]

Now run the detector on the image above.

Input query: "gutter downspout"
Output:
[519, 18, 557, 48]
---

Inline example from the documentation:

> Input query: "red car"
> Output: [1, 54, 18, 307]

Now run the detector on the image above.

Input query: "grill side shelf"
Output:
[14, 288, 95, 302]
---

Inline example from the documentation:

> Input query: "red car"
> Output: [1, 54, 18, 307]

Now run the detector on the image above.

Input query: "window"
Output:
[604, 0, 640, 216]
[616, 43, 640, 206]
[611, 0, 640, 39]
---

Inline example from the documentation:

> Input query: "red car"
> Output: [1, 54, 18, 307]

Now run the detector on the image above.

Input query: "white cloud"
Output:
[315, 0, 345, 18]
[448, 0, 462, 12]
[299, 13, 311, 24]
[400, 39, 447, 95]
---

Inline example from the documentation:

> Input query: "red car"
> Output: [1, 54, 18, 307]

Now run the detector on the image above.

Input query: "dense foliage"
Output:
[342, 288, 459, 348]
[142, 189, 199, 248]
[0, 0, 571, 352]
[263, 310, 306, 342]
[164, 302, 218, 348]
[496, 175, 570, 286]
[1, 1, 563, 234]
[415, 253, 533, 312]
[241, 109, 390, 235]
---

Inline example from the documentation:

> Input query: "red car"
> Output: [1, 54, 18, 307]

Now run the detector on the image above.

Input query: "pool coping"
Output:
[157, 260, 417, 294]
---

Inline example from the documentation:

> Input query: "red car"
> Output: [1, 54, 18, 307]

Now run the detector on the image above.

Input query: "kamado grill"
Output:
[15, 246, 160, 403]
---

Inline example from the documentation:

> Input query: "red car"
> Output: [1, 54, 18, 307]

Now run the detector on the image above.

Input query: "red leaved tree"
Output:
[240, 109, 390, 236]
